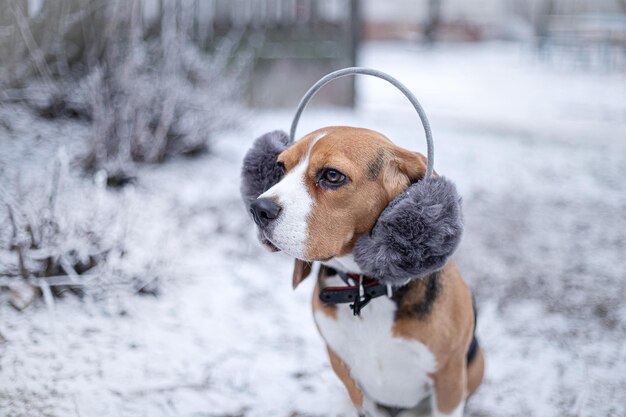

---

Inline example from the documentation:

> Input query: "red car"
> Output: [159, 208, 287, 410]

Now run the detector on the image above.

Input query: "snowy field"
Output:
[1, 42, 625, 416]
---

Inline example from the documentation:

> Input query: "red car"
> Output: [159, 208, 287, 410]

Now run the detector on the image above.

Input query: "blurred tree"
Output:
[0, 0, 248, 176]
[534, 0, 555, 50]
[424, 0, 442, 43]
[246, 0, 361, 107]
[0, 0, 110, 87]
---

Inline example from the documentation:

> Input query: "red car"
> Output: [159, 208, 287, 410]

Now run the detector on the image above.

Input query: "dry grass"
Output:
[0, 155, 123, 309]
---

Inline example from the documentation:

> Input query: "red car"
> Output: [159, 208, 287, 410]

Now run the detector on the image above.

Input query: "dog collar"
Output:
[319, 271, 393, 316]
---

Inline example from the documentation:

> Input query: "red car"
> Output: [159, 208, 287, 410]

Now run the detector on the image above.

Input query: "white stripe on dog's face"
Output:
[258, 135, 323, 259]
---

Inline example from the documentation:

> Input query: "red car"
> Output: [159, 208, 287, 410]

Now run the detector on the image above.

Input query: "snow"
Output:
[1, 42, 626, 417]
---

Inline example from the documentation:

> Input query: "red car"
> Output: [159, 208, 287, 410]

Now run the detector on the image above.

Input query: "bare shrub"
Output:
[81, 29, 247, 174]
[1, 0, 250, 178]
[0, 155, 125, 309]
[0, 0, 108, 88]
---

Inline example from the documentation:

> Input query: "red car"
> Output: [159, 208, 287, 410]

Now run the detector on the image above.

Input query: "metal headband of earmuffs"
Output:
[289, 67, 435, 180]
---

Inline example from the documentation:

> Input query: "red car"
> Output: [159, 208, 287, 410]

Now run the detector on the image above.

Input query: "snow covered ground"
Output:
[1, 42, 625, 417]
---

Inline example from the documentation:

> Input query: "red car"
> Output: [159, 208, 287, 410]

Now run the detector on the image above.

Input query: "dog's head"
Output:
[249, 126, 427, 262]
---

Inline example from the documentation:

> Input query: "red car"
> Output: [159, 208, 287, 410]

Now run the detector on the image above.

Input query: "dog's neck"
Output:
[322, 254, 363, 275]
[323, 254, 414, 287]
[319, 254, 443, 319]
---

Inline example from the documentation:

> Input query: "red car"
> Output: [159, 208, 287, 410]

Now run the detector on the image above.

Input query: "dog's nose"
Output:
[250, 198, 281, 227]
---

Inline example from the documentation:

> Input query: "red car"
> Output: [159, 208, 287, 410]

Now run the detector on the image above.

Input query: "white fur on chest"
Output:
[315, 277, 436, 409]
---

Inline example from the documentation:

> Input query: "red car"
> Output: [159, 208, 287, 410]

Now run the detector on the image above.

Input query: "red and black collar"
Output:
[319, 271, 392, 316]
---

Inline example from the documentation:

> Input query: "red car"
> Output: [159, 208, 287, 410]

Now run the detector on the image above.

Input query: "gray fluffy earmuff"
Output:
[240, 130, 290, 248]
[240, 130, 289, 208]
[240, 68, 463, 286]
[353, 176, 462, 286]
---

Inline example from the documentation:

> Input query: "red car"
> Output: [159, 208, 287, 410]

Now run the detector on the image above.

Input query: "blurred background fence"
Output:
[2, 0, 625, 109]
[149, 0, 361, 106]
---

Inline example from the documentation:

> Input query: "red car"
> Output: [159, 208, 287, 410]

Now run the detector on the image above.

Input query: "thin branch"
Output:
[6, 204, 28, 279]
[9, 0, 54, 86]
[111, 373, 211, 397]
[148, 94, 178, 163]
[6, 203, 17, 242]
[39, 278, 55, 311]
[48, 158, 62, 221]
[25, 222, 37, 248]
[60, 255, 80, 283]
[0, 274, 96, 288]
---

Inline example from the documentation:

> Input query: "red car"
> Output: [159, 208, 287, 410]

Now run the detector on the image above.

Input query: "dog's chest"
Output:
[314, 280, 436, 408]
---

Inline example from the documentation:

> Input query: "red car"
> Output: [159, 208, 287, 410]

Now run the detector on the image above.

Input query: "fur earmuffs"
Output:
[240, 130, 289, 207]
[353, 176, 463, 286]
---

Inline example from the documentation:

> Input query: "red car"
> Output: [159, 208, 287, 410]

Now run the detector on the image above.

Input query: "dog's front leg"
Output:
[430, 353, 466, 417]
[360, 399, 392, 417]
[326, 346, 388, 417]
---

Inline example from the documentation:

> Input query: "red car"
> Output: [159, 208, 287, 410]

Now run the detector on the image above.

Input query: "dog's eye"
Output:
[324, 169, 343, 183]
[318, 168, 347, 189]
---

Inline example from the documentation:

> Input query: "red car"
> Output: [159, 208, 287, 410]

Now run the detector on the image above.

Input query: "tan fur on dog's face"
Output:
[259, 126, 427, 261]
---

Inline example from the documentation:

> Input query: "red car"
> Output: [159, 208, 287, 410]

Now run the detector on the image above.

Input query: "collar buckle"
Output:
[350, 291, 372, 316]
[349, 275, 370, 316]
[319, 271, 392, 317]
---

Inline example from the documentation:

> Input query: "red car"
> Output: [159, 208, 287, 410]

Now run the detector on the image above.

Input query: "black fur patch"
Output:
[367, 149, 386, 180]
[319, 265, 337, 278]
[392, 271, 441, 320]
[467, 296, 479, 364]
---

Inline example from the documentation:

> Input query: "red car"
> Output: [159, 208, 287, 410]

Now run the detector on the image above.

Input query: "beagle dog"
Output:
[249, 127, 484, 417]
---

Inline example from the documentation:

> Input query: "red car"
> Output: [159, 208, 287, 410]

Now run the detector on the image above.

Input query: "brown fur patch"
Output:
[276, 133, 316, 171]
[467, 347, 485, 397]
[292, 259, 312, 289]
[432, 351, 467, 414]
[326, 346, 364, 407]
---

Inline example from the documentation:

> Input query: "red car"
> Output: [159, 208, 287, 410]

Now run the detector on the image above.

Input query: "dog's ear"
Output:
[292, 259, 313, 289]
[383, 148, 428, 199]
[397, 148, 428, 181]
